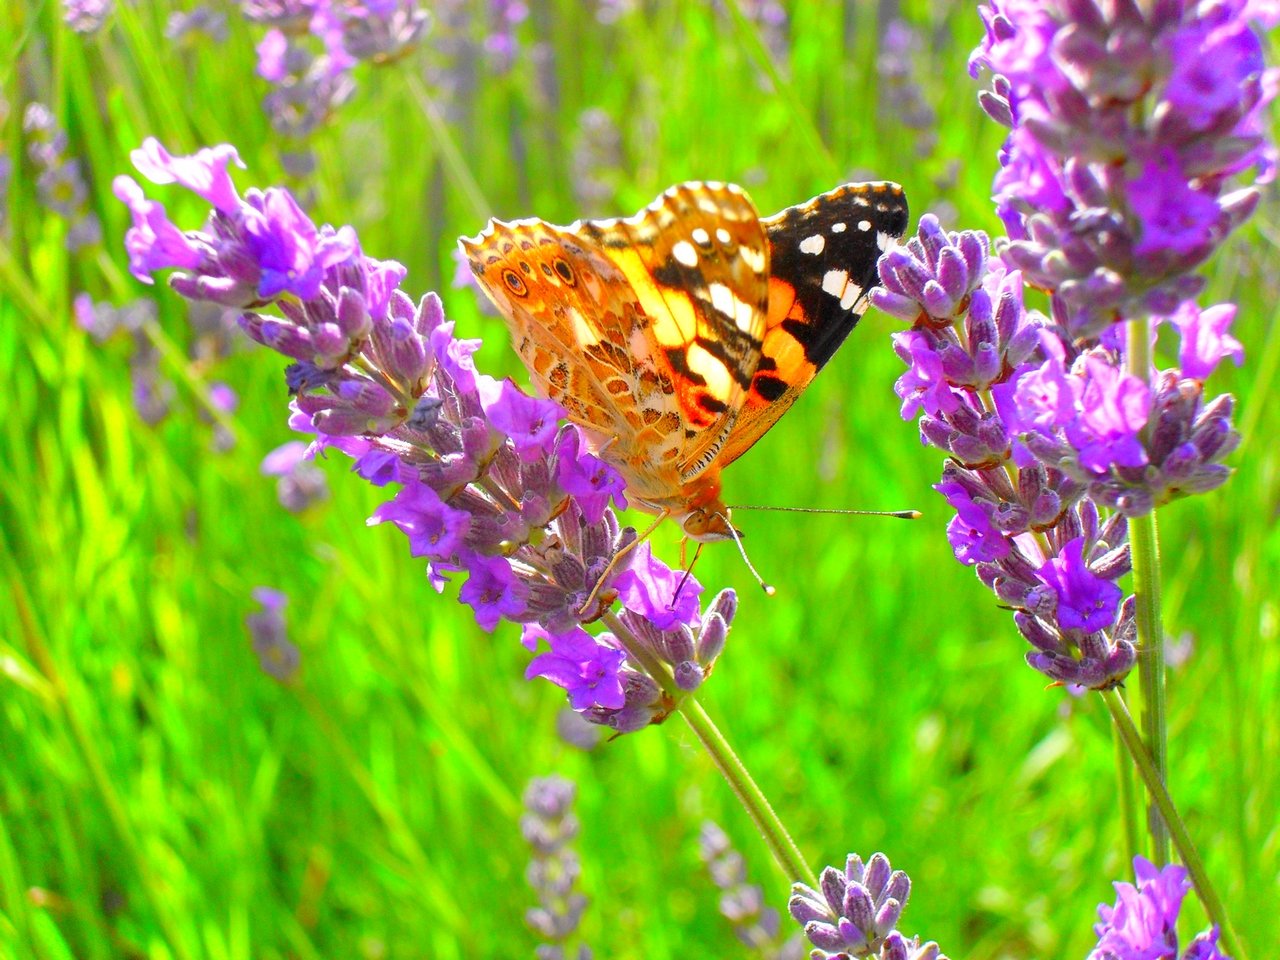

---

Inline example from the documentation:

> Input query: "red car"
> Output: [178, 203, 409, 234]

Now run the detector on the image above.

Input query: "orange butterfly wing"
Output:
[459, 183, 770, 517]
[719, 181, 910, 468]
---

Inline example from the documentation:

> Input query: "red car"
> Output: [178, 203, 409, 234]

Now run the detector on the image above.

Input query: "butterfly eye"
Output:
[502, 269, 529, 296]
[553, 258, 577, 286]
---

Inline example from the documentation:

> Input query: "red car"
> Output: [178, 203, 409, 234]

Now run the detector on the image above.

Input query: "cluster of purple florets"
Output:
[874, 221, 1140, 688]
[114, 138, 734, 731]
[243, 0, 427, 172]
[871, 0, 1272, 691]
[1091, 857, 1226, 960]
[521, 776, 592, 960]
[972, 0, 1276, 336]
[788, 853, 945, 960]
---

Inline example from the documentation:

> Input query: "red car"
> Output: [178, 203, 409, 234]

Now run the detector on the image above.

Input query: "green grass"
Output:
[2, 2, 1278, 957]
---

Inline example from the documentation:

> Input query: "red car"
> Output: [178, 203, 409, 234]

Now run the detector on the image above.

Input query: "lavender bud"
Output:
[696, 613, 728, 666]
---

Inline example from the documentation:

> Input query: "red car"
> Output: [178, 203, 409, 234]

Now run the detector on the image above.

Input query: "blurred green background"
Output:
[1, 2, 1277, 957]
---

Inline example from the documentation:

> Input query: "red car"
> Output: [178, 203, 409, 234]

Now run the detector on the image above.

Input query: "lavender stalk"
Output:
[966, 0, 1274, 874]
[869, 0, 1273, 946]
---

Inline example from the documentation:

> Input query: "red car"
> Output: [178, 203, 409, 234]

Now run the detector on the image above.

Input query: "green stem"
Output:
[1102, 690, 1244, 960]
[1113, 716, 1142, 864]
[1126, 315, 1170, 864]
[679, 696, 817, 887]
[600, 612, 816, 887]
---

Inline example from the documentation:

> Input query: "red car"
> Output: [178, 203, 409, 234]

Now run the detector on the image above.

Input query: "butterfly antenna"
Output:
[729, 505, 922, 520]
[716, 513, 776, 597]
[578, 509, 670, 616]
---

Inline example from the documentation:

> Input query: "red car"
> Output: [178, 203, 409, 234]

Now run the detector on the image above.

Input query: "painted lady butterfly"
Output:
[459, 181, 909, 541]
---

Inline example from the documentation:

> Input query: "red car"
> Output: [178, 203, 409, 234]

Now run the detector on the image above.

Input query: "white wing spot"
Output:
[709, 282, 736, 319]
[715, 227, 732, 245]
[799, 234, 825, 255]
[686, 340, 733, 399]
[840, 282, 864, 311]
[569, 308, 601, 346]
[692, 227, 710, 245]
[831, 222, 847, 233]
[858, 219, 872, 231]
[708, 283, 756, 333]
[822, 269, 849, 299]
[877, 231, 893, 250]
[740, 244, 766, 272]
[672, 240, 699, 267]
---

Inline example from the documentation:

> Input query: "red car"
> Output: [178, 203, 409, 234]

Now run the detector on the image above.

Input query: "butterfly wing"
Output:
[459, 217, 649, 444]
[717, 180, 910, 468]
[459, 182, 771, 508]
[574, 182, 769, 483]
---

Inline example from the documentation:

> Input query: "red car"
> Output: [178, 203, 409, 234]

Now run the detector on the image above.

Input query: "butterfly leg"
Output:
[578, 509, 670, 616]
[672, 541, 705, 606]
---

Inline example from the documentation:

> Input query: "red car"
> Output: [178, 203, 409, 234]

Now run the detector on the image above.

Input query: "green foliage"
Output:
[1, 2, 1277, 957]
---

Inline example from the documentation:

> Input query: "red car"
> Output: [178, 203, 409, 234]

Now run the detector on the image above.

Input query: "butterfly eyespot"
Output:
[520, 261, 533, 274]
[553, 258, 577, 285]
[502, 269, 529, 296]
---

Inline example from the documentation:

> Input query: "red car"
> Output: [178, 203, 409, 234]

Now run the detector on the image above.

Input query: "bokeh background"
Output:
[1, 2, 1277, 957]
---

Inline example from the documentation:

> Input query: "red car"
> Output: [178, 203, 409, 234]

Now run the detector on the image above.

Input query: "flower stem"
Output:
[1113, 718, 1141, 864]
[601, 611, 816, 887]
[1126, 315, 1170, 864]
[677, 696, 817, 887]
[1101, 689, 1245, 960]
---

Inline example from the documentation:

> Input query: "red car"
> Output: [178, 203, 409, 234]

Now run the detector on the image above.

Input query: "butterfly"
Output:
[459, 180, 909, 541]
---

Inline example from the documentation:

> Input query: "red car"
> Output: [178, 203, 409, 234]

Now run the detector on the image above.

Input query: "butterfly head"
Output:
[672, 475, 739, 542]
[679, 504, 738, 543]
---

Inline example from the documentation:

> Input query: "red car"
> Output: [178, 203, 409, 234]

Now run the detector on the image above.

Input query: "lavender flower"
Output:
[116, 140, 738, 731]
[970, 0, 1275, 335]
[788, 853, 947, 960]
[875, 1, 1274, 689]
[523, 581, 734, 732]
[239, 0, 314, 29]
[207, 382, 239, 451]
[64, 0, 113, 33]
[522, 776, 592, 960]
[569, 108, 623, 215]
[876, 20, 938, 159]
[130, 339, 176, 427]
[246, 587, 300, 682]
[485, 0, 528, 72]
[74, 293, 155, 342]
[166, 6, 230, 44]
[244, 2, 426, 150]
[875, 218, 1137, 688]
[1090, 857, 1227, 960]
[262, 440, 331, 511]
[698, 822, 804, 959]
[340, 1, 430, 65]
[73, 293, 185, 426]
[23, 103, 102, 251]
[256, 30, 356, 140]
[555, 707, 604, 751]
